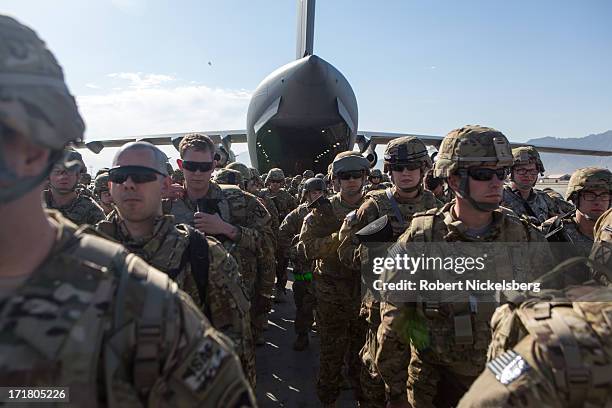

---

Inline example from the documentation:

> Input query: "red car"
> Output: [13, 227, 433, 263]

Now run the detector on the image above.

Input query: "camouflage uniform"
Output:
[227, 162, 279, 342]
[299, 152, 370, 405]
[43, 187, 106, 225]
[262, 168, 298, 294]
[542, 167, 612, 269]
[376, 126, 554, 407]
[590, 208, 612, 283]
[502, 186, 574, 225]
[502, 146, 574, 225]
[362, 169, 387, 194]
[0, 15, 254, 405]
[93, 171, 114, 215]
[338, 137, 442, 407]
[95, 213, 256, 386]
[279, 203, 316, 343]
[458, 283, 612, 407]
[166, 180, 274, 304]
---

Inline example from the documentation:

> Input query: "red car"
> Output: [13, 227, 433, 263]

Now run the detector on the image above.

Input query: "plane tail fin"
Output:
[296, 0, 315, 59]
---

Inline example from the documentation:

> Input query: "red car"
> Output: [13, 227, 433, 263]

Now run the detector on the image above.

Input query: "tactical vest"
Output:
[402, 206, 539, 373]
[0, 214, 177, 406]
[489, 285, 612, 407]
[367, 188, 439, 239]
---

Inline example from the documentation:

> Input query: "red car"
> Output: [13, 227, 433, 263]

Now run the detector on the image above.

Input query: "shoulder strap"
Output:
[186, 226, 211, 319]
[385, 188, 406, 229]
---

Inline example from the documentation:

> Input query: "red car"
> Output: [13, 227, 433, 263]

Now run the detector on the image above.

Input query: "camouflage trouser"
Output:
[276, 251, 289, 291]
[292, 280, 316, 335]
[315, 275, 367, 404]
[408, 351, 478, 408]
[359, 327, 386, 408]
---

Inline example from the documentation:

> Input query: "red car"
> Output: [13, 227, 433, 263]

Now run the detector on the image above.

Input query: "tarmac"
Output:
[256, 279, 357, 408]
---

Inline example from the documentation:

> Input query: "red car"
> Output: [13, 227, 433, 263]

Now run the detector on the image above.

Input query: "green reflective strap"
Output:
[294, 273, 303, 281]
[303, 272, 313, 281]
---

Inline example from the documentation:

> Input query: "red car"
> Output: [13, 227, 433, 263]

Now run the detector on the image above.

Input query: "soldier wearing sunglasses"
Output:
[299, 151, 370, 407]
[0, 16, 254, 407]
[96, 141, 256, 386]
[541, 167, 612, 267]
[375, 126, 554, 408]
[43, 147, 105, 225]
[337, 136, 443, 407]
[502, 146, 574, 225]
[261, 168, 298, 302]
[167, 133, 274, 348]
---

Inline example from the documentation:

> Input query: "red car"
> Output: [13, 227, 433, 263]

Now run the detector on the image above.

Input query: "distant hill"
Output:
[526, 130, 612, 175]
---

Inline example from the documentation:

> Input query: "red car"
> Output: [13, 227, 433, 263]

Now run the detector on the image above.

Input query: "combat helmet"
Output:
[331, 151, 370, 176]
[302, 170, 314, 179]
[566, 167, 612, 204]
[226, 162, 251, 189]
[266, 168, 285, 185]
[0, 16, 85, 203]
[383, 136, 432, 173]
[213, 168, 243, 187]
[511, 146, 545, 174]
[434, 125, 513, 211]
[369, 169, 383, 180]
[384, 136, 431, 192]
[93, 171, 110, 197]
[304, 177, 326, 192]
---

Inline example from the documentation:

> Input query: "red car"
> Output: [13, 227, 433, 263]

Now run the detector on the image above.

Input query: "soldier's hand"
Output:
[162, 183, 185, 200]
[194, 212, 230, 236]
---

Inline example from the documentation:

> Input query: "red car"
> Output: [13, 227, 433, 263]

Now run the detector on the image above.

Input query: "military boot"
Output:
[293, 333, 309, 351]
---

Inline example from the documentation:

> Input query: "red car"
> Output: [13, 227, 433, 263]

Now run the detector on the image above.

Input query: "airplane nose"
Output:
[293, 55, 328, 86]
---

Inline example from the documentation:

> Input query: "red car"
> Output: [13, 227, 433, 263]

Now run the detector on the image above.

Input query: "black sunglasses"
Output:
[338, 170, 365, 180]
[108, 166, 164, 184]
[182, 161, 214, 172]
[468, 167, 508, 181]
[390, 162, 422, 172]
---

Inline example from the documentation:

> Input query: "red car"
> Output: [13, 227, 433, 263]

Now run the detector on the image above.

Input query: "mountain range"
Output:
[526, 130, 612, 175]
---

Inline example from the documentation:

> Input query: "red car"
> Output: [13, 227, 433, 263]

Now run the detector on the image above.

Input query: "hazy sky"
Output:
[4, 0, 612, 172]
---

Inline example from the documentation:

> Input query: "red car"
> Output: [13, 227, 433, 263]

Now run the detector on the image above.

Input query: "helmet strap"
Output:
[456, 170, 500, 212]
[0, 148, 63, 205]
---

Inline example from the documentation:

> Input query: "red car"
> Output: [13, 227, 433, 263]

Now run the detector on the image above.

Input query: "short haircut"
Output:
[179, 133, 216, 158]
[112, 141, 169, 175]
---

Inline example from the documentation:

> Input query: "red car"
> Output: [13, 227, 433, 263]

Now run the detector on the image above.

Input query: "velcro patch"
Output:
[487, 350, 530, 385]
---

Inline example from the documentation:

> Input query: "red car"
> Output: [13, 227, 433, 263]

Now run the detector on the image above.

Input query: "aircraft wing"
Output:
[357, 131, 612, 157]
[73, 130, 247, 153]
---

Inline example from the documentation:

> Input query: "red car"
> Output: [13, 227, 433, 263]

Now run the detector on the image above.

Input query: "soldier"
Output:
[278, 177, 324, 350]
[43, 147, 106, 225]
[298, 169, 315, 197]
[226, 161, 278, 345]
[363, 168, 386, 193]
[501, 146, 574, 225]
[166, 133, 274, 328]
[541, 167, 612, 264]
[376, 126, 554, 408]
[424, 168, 454, 203]
[95, 141, 255, 386]
[299, 151, 370, 407]
[590, 207, 612, 280]
[0, 15, 255, 406]
[213, 167, 244, 186]
[262, 168, 298, 301]
[338, 137, 443, 407]
[458, 282, 612, 407]
[93, 170, 114, 215]
[289, 176, 301, 197]
[79, 171, 91, 188]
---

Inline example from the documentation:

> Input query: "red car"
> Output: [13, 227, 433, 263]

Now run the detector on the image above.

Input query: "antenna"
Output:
[296, 0, 315, 59]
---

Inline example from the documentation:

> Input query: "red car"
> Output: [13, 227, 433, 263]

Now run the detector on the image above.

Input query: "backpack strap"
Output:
[186, 225, 211, 319]
[385, 188, 406, 230]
